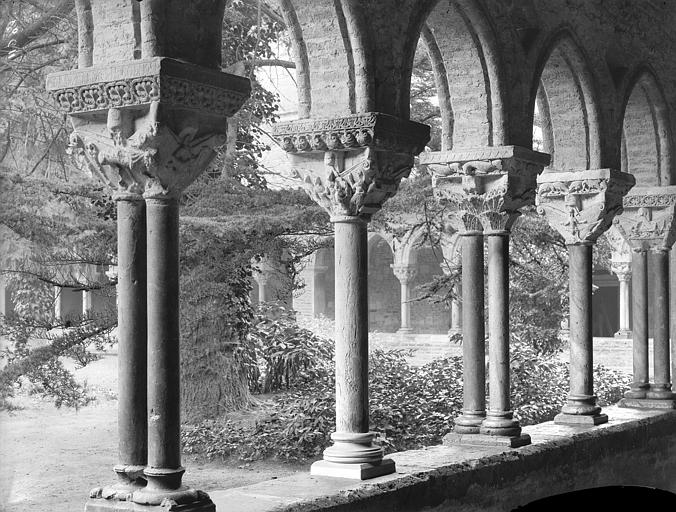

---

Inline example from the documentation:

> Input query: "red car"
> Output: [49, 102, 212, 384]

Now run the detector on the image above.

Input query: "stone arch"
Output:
[368, 233, 399, 332]
[420, 0, 506, 149]
[619, 68, 674, 186]
[530, 30, 602, 171]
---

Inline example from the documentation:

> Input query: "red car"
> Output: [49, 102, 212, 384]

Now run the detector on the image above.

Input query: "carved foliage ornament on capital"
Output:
[612, 186, 676, 251]
[421, 146, 550, 233]
[536, 169, 636, 245]
[271, 114, 431, 220]
[46, 57, 251, 199]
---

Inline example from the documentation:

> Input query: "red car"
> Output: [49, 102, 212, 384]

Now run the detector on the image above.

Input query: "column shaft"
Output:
[671, 250, 676, 384]
[145, 197, 183, 489]
[334, 218, 369, 434]
[556, 242, 606, 424]
[481, 233, 520, 437]
[626, 250, 649, 398]
[618, 277, 630, 334]
[454, 233, 485, 433]
[116, 197, 147, 480]
[399, 280, 411, 331]
[449, 284, 462, 334]
[647, 249, 673, 399]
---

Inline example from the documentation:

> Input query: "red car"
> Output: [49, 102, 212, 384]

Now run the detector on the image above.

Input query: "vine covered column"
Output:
[537, 169, 635, 425]
[272, 113, 430, 479]
[615, 187, 676, 409]
[48, 56, 251, 510]
[423, 146, 549, 446]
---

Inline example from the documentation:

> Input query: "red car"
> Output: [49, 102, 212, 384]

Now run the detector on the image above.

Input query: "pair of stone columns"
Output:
[272, 113, 430, 479]
[47, 57, 250, 510]
[536, 169, 636, 424]
[614, 187, 676, 408]
[422, 146, 549, 446]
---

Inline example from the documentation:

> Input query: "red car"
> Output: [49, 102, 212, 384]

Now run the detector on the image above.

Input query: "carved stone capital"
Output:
[611, 261, 632, 281]
[612, 186, 676, 251]
[290, 148, 416, 220]
[536, 169, 635, 245]
[271, 113, 430, 156]
[390, 264, 417, 284]
[423, 146, 550, 233]
[47, 58, 251, 198]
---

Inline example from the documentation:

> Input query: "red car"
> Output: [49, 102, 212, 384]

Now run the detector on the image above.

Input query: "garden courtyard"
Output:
[0, 332, 641, 512]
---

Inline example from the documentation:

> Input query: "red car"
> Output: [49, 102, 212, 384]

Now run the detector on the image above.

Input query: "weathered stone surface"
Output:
[536, 169, 635, 244]
[424, 146, 549, 233]
[613, 186, 676, 251]
[207, 407, 676, 512]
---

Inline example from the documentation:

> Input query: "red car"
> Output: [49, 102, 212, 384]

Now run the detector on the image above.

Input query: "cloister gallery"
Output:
[36, 0, 676, 510]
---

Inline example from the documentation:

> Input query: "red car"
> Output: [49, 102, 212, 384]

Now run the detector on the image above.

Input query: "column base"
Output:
[646, 385, 675, 400]
[618, 397, 676, 409]
[554, 412, 608, 426]
[624, 383, 650, 399]
[614, 329, 632, 339]
[443, 432, 531, 448]
[310, 458, 396, 480]
[453, 410, 485, 434]
[396, 327, 414, 335]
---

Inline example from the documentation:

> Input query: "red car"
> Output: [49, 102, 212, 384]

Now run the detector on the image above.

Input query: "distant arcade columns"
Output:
[423, 146, 549, 446]
[272, 112, 430, 479]
[536, 169, 635, 425]
[610, 260, 632, 339]
[391, 264, 417, 333]
[614, 186, 676, 408]
[48, 54, 250, 510]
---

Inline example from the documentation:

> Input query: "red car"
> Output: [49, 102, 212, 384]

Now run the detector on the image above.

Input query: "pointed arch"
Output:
[419, 0, 506, 149]
[530, 30, 602, 171]
[619, 67, 673, 186]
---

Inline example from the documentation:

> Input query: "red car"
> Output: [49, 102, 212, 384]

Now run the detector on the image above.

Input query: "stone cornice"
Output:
[613, 186, 676, 250]
[291, 149, 414, 220]
[536, 169, 635, 245]
[46, 57, 251, 118]
[425, 146, 549, 233]
[270, 113, 430, 156]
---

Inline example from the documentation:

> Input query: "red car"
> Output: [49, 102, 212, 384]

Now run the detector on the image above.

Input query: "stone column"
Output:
[113, 193, 148, 492]
[82, 290, 93, 315]
[624, 248, 650, 399]
[272, 113, 430, 479]
[423, 146, 549, 446]
[252, 271, 270, 303]
[53, 286, 62, 320]
[614, 186, 676, 409]
[671, 249, 676, 383]
[610, 258, 632, 338]
[391, 264, 417, 333]
[48, 54, 250, 510]
[449, 287, 463, 336]
[647, 247, 673, 400]
[537, 168, 635, 425]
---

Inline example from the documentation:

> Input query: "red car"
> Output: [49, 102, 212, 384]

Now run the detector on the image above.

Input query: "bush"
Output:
[183, 334, 631, 463]
[239, 304, 333, 394]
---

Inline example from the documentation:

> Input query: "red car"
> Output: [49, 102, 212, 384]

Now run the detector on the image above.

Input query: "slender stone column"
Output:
[647, 248, 674, 399]
[614, 186, 676, 409]
[624, 249, 649, 399]
[82, 290, 93, 315]
[449, 287, 462, 335]
[423, 146, 548, 446]
[611, 262, 632, 338]
[53, 286, 62, 320]
[391, 264, 417, 333]
[272, 114, 430, 479]
[113, 194, 147, 489]
[671, 249, 676, 383]
[480, 231, 528, 445]
[253, 272, 269, 303]
[536, 168, 635, 425]
[555, 242, 607, 423]
[454, 232, 486, 433]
